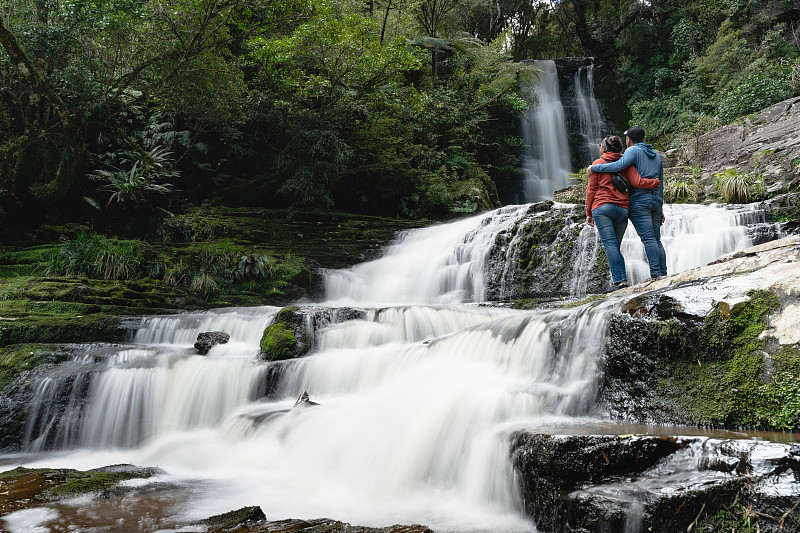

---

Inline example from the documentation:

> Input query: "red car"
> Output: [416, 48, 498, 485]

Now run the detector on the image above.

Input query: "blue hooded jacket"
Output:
[590, 142, 663, 197]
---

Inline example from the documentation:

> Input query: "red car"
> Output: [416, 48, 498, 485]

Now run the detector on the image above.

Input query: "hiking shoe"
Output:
[606, 280, 629, 293]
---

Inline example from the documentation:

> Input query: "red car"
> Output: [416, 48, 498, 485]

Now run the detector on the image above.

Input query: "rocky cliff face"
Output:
[481, 199, 789, 300]
[667, 96, 800, 194]
[600, 234, 800, 428]
[483, 202, 611, 299]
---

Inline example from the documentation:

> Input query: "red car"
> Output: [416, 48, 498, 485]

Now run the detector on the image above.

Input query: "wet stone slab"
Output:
[511, 432, 800, 533]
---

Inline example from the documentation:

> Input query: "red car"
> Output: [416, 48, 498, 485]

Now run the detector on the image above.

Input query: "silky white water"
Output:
[3, 201, 766, 533]
[14, 302, 614, 532]
[520, 60, 572, 202]
[621, 203, 756, 284]
[324, 204, 532, 306]
[572, 64, 607, 166]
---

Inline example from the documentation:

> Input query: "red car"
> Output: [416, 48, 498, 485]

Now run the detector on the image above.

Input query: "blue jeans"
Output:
[629, 190, 667, 277]
[592, 202, 629, 283]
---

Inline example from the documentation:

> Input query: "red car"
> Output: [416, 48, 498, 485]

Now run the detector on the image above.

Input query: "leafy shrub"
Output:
[715, 70, 793, 123]
[163, 265, 189, 287]
[46, 232, 105, 277]
[236, 255, 272, 281]
[712, 168, 765, 203]
[190, 272, 219, 299]
[664, 179, 699, 203]
[95, 244, 141, 280]
[46, 233, 147, 280]
[90, 146, 178, 209]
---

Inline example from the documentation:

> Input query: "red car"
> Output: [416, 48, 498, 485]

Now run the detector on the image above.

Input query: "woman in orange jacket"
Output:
[585, 135, 660, 290]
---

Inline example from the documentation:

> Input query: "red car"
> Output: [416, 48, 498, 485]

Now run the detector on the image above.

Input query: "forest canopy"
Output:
[1, 0, 799, 231]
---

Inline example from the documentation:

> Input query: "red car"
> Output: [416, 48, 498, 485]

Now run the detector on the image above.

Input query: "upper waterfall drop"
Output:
[570, 64, 607, 167]
[322, 205, 532, 306]
[519, 60, 572, 202]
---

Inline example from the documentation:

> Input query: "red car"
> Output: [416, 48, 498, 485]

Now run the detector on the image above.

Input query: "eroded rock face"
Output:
[508, 234, 800, 532]
[484, 203, 612, 299]
[668, 96, 800, 191]
[601, 235, 800, 427]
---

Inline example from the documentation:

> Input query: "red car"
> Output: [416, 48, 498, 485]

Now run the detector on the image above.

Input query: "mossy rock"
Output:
[603, 288, 800, 430]
[0, 464, 164, 518]
[200, 506, 267, 530]
[259, 307, 310, 361]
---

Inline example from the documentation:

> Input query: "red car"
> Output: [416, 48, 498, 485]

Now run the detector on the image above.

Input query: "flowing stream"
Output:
[0, 202, 780, 533]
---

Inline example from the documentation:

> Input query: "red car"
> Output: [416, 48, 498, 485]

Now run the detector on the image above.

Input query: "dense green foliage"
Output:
[2, 0, 798, 228]
[0, 0, 535, 230]
[0, 208, 424, 348]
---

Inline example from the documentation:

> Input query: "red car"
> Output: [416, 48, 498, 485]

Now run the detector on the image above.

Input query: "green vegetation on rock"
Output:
[613, 290, 800, 430]
[0, 344, 72, 390]
[260, 322, 301, 361]
[0, 466, 160, 499]
[259, 306, 310, 361]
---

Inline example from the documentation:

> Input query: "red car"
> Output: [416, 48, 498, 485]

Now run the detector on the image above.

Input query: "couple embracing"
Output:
[584, 126, 666, 291]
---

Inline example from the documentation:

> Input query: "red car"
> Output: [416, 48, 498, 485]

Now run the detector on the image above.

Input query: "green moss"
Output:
[260, 322, 300, 361]
[641, 290, 800, 429]
[562, 294, 606, 308]
[0, 466, 160, 499]
[0, 466, 53, 480]
[45, 471, 144, 498]
[0, 313, 126, 349]
[200, 506, 266, 529]
[0, 344, 73, 390]
[697, 290, 780, 361]
[768, 206, 800, 223]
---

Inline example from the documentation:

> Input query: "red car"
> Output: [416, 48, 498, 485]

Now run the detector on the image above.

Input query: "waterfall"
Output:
[5, 200, 773, 532]
[520, 60, 572, 202]
[569, 224, 602, 296]
[571, 64, 607, 167]
[324, 204, 531, 305]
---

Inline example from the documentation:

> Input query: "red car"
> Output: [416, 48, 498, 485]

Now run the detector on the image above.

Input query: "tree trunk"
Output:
[0, 15, 71, 129]
[0, 15, 83, 205]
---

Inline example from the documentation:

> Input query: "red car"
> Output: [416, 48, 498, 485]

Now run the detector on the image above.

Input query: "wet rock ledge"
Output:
[511, 433, 800, 533]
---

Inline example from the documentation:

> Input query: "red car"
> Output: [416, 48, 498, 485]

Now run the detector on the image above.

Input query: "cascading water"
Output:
[571, 64, 607, 167]
[621, 203, 757, 285]
[519, 60, 572, 202]
[324, 204, 532, 305]
[1, 201, 777, 532]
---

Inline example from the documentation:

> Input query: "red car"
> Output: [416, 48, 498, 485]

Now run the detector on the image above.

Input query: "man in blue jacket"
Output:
[586, 126, 667, 280]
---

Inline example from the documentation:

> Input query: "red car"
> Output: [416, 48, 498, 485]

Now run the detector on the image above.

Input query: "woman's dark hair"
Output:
[601, 135, 623, 154]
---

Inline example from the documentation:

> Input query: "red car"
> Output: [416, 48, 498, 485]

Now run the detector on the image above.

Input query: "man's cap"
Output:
[624, 126, 645, 143]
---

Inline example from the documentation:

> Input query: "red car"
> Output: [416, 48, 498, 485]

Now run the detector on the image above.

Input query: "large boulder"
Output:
[601, 234, 800, 428]
[259, 305, 367, 362]
[507, 234, 800, 532]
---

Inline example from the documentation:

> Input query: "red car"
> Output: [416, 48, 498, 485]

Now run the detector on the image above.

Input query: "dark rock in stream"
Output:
[0, 344, 98, 452]
[194, 330, 230, 355]
[200, 506, 267, 530]
[511, 433, 800, 533]
[204, 517, 434, 533]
